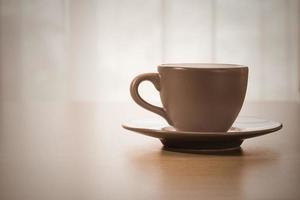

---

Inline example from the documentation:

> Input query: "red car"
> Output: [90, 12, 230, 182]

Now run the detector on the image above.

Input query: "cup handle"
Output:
[130, 73, 172, 125]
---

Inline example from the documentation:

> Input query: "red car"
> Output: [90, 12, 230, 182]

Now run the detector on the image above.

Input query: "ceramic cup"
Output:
[130, 63, 248, 132]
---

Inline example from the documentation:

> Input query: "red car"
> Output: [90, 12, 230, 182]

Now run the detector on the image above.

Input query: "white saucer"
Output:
[122, 116, 282, 152]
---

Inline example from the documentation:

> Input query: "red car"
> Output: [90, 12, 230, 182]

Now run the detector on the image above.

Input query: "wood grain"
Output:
[0, 101, 299, 200]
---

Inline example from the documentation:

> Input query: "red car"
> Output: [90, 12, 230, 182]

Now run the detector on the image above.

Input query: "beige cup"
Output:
[130, 63, 248, 132]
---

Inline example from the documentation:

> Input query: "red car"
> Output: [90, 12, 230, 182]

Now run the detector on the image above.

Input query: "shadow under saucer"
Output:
[161, 138, 243, 154]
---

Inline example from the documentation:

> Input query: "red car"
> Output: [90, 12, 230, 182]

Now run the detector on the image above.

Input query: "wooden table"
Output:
[0, 101, 299, 200]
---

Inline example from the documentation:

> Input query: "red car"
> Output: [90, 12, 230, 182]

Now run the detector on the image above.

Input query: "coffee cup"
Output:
[130, 63, 248, 132]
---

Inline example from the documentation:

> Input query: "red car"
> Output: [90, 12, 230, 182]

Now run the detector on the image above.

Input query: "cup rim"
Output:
[158, 63, 248, 70]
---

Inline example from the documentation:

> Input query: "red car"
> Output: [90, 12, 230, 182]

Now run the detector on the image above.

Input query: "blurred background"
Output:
[0, 0, 299, 103]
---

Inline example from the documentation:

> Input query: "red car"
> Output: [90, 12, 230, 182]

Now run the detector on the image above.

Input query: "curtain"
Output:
[0, 0, 299, 102]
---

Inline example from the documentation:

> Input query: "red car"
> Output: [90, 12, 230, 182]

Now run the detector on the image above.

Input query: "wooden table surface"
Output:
[0, 101, 299, 200]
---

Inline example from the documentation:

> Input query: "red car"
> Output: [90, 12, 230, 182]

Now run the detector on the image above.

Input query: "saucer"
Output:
[122, 116, 282, 152]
